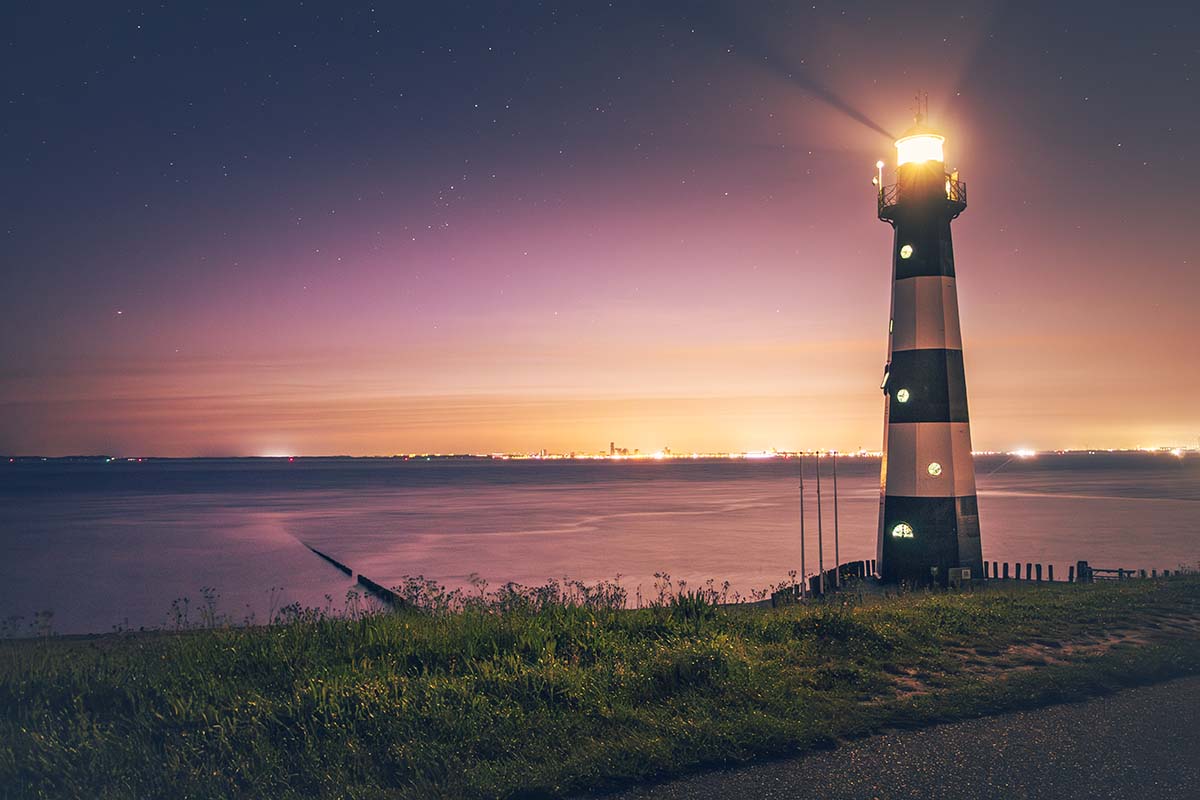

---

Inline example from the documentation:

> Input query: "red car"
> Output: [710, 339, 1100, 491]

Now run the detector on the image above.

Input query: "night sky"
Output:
[2, 1, 1197, 456]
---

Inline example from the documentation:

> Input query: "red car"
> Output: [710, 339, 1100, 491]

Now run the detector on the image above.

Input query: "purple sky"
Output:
[1, 1, 1197, 455]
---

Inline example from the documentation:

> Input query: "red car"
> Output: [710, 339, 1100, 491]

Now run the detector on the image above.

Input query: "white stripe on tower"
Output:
[881, 422, 975, 498]
[890, 277, 962, 353]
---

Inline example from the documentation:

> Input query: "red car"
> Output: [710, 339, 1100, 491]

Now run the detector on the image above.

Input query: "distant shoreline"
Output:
[5, 448, 1196, 462]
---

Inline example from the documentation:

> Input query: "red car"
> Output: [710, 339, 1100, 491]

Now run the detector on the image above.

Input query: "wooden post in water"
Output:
[816, 454, 825, 596]
[832, 452, 840, 589]
[799, 456, 806, 600]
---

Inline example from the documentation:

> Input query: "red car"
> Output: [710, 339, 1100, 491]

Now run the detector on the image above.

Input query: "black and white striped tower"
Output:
[875, 104, 983, 585]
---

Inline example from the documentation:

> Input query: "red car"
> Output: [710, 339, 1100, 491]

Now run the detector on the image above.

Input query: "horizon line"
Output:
[5, 446, 1195, 462]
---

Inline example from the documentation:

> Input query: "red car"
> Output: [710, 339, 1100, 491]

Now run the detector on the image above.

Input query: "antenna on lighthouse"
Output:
[913, 91, 929, 126]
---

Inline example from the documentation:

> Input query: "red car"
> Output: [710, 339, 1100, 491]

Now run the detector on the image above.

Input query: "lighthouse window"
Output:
[896, 388, 910, 403]
[899, 244, 914, 259]
[891, 522, 914, 539]
[927, 462, 943, 476]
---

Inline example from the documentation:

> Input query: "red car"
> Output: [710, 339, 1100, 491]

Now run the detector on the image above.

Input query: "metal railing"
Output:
[878, 175, 967, 219]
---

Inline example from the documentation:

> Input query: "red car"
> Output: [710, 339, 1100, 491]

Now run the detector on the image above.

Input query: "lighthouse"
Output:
[875, 103, 983, 585]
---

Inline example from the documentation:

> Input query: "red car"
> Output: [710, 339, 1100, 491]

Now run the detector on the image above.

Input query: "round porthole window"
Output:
[896, 388, 910, 403]
[891, 522, 914, 539]
[927, 462, 942, 476]
[899, 244, 914, 259]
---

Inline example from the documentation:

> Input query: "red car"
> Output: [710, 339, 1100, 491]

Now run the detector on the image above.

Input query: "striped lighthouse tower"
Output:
[875, 103, 983, 585]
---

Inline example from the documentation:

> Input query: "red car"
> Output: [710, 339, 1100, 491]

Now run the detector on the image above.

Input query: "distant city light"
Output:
[1010, 448, 1037, 458]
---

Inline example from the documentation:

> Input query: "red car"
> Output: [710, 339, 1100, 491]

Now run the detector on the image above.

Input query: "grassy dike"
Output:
[3, 576, 1199, 799]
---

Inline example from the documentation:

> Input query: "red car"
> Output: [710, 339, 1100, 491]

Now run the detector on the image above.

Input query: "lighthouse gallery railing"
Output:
[878, 175, 967, 220]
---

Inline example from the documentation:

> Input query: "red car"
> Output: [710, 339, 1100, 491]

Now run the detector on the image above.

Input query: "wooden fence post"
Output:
[1048, 564, 1054, 582]
[1068, 565, 1075, 583]
[1036, 564, 1043, 582]
[1003, 562, 1010, 579]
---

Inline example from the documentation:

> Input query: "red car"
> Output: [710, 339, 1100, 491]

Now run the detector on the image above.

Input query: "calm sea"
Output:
[1, 453, 1196, 634]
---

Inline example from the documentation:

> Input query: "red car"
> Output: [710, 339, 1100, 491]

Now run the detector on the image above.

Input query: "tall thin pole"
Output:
[816, 453, 825, 596]
[833, 451, 840, 589]
[798, 456, 806, 599]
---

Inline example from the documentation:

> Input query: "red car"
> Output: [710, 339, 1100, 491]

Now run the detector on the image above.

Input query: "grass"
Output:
[2, 576, 1199, 799]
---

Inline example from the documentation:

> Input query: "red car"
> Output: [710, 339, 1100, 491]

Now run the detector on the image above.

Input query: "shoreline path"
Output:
[604, 676, 1200, 800]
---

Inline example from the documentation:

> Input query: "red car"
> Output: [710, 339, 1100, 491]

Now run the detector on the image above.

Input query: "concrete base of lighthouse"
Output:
[878, 495, 983, 585]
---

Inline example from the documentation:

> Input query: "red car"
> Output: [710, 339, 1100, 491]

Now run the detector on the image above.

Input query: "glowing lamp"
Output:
[895, 132, 945, 166]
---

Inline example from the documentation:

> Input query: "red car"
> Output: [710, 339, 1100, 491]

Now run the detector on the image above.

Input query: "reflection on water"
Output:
[1, 453, 1196, 633]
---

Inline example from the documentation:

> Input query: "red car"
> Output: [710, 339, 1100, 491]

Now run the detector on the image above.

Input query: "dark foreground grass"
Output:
[3, 577, 1199, 799]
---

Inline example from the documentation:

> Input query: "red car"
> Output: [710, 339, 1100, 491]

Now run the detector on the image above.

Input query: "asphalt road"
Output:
[608, 677, 1200, 800]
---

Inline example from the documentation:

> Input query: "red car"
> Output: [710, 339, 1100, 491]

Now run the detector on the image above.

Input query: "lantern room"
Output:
[895, 130, 945, 166]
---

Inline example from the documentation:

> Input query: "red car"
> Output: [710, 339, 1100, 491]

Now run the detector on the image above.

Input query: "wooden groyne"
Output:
[356, 574, 404, 607]
[302, 544, 353, 576]
[300, 541, 404, 608]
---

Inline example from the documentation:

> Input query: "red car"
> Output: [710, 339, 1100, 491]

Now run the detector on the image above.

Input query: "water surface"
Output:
[1, 453, 1196, 634]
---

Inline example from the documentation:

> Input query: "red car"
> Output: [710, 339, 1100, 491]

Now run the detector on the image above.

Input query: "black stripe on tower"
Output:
[886, 349, 970, 423]
[894, 217, 956, 279]
[880, 495, 982, 581]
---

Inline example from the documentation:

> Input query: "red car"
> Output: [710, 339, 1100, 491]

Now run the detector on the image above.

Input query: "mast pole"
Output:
[799, 455, 806, 599]
[816, 453, 825, 596]
[833, 452, 841, 588]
